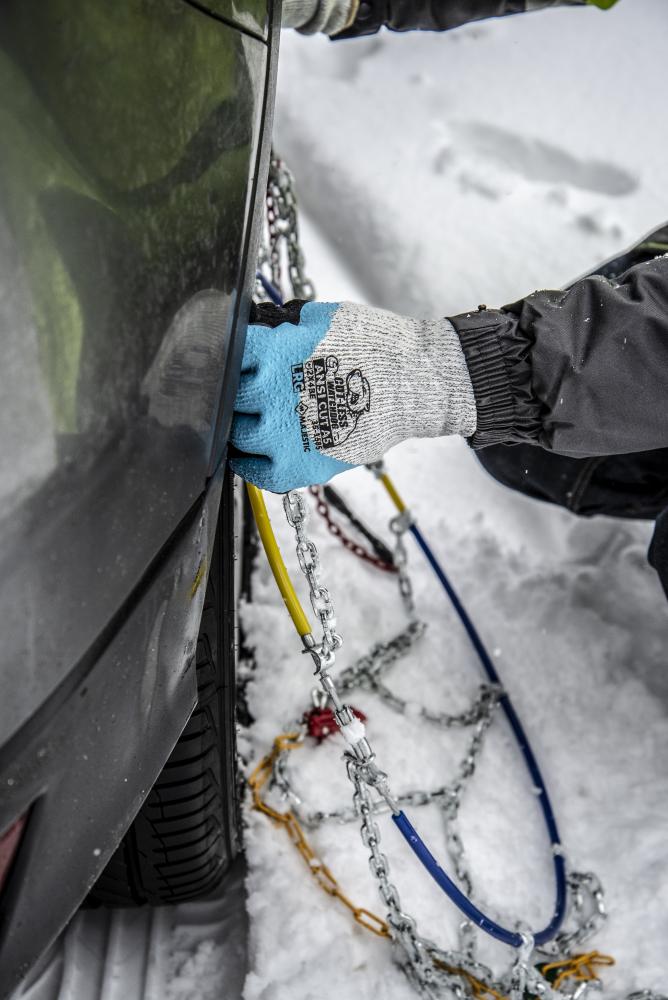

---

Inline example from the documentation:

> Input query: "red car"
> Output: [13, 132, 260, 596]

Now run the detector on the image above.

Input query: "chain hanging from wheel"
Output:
[257, 150, 315, 305]
[249, 484, 623, 1000]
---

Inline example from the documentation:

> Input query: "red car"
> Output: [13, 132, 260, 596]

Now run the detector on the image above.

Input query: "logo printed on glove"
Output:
[291, 355, 370, 452]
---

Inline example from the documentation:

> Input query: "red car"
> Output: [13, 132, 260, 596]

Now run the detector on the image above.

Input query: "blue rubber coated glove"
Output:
[230, 299, 477, 493]
[230, 302, 354, 493]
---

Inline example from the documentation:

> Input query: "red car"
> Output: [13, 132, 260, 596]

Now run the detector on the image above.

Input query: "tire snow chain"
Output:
[244, 469, 661, 1000]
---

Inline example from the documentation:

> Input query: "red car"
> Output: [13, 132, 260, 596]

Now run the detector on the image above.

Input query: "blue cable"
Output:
[248, 278, 567, 947]
[390, 522, 567, 948]
[256, 270, 284, 305]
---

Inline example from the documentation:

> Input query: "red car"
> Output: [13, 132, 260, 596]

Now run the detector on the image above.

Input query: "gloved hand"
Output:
[281, 0, 359, 35]
[230, 300, 477, 493]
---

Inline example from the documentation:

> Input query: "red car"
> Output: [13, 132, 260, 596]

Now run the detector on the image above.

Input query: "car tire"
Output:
[89, 476, 241, 906]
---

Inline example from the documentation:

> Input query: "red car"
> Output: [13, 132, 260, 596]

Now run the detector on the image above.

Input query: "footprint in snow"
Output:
[448, 121, 638, 196]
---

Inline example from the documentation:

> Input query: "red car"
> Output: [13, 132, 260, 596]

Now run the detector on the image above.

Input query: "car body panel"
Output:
[0, 0, 280, 992]
[0, 474, 220, 995]
[186, 0, 269, 38]
[0, 0, 270, 745]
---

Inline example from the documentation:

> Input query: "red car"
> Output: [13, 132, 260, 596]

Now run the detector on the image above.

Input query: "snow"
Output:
[239, 3, 668, 999]
[13, 860, 249, 1000]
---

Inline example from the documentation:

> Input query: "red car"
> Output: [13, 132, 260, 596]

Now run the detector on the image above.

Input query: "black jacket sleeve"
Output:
[450, 241, 668, 458]
[334, 0, 587, 39]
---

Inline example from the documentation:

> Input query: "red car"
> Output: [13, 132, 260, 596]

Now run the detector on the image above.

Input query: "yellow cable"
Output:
[379, 471, 407, 513]
[246, 474, 404, 634]
[246, 484, 312, 639]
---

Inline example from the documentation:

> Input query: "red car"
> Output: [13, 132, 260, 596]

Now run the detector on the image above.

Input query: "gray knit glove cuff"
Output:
[281, 0, 359, 35]
[300, 302, 477, 466]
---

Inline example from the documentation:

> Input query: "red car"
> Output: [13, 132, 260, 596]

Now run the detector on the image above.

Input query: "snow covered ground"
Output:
[14, 860, 248, 1000]
[241, 3, 668, 999]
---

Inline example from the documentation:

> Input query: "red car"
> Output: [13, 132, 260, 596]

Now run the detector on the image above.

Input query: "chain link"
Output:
[261, 153, 315, 302]
[336, 620, 426, 692]
[284, 490, 343, 670]
[440, 701, 502, 933]
[248, 734, 392, 939]
[271, 679, 499, 831]
[390, 510, 418, 620]
[550, 873, 608, 957]
[309, 484, 398, 573]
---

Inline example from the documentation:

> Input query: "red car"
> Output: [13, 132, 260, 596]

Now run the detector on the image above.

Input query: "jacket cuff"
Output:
[332, 0, 386, 37]
[450, 308, 542, 448]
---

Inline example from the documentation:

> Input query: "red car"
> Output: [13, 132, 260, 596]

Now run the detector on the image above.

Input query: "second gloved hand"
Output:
[281, 0, 358, 35]
[230, 300, 477, 493]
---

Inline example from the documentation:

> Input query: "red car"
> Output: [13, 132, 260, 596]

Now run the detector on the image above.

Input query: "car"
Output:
[0, 1, 278, 994]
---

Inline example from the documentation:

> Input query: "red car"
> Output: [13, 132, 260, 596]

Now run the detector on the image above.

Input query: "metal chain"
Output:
[282, 489, 444, 991]
[248, 734, 391, 939]
[440, 700, 503, 956]
[391, 509, 418, 620]
[330, 506, 500, 730]
[283, 490, 343, 670]
[309, 484, 398, 574]
[272, 685, 500, 830]
[348, 756, 443, 998]
[335, 620, 427, 693]
[552, 873, 608, 957]
[275, 486, 668, 1000]
[278, 489, 543, 998]
[262, 152, 315, 302]
[252, 732, 620, 1000]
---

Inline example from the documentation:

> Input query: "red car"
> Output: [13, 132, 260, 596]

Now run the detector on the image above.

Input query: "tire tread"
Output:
[88, 481, 240, 907]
